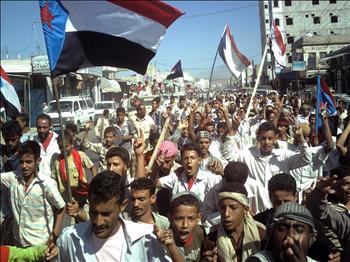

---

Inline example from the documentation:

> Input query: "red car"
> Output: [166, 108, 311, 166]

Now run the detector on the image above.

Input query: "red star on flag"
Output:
[40, 0, 54, 30]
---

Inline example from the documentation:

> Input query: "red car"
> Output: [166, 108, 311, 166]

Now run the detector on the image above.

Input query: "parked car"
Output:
[47, 96, 95, 131]
[95, 101, 118, 123]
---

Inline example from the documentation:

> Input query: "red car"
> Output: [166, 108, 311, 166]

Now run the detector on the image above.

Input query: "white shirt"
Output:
[92, 226, 125, 262]
[34, 131, 60, 176]
[159, 169, 221, 202]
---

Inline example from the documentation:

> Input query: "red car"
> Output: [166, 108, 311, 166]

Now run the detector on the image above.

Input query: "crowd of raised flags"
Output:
[0, 1, 349, 261]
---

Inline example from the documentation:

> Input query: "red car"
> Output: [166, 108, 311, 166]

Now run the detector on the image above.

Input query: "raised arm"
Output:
[336, 121, 350, 156]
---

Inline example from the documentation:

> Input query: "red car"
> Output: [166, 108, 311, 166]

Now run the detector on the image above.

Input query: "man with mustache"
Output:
[34, 114, 60, 175]
[57, 171, 183, 261]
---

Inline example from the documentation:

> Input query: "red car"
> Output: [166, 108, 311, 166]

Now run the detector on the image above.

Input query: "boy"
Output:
[114, 107, 135, 155]
[126, 177, 170, 229]
[0, 141, 65, 247]
[65, 122, 84, 151]
[156, 143, 221, 202]
[169, 192, 204, 262]
[16, 113, 34, 142]
[52, 130, 96, 205]
[83, 122, 117, 170]
[254, 173, 297, 226]
[201, 183, 265, 262]
[1, 120, 22, 172]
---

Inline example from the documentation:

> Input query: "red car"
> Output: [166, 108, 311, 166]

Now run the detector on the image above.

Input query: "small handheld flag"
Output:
[0, 66, 21, 118]
[315, 75, 337, 131]
[166, 60, 183, 80]
[218, 25, 251, 78]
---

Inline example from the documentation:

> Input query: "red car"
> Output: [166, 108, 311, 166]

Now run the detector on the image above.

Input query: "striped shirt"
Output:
[0, 170, 65, 247]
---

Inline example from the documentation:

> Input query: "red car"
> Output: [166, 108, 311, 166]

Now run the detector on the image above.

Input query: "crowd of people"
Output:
[0, 87, 349, 262]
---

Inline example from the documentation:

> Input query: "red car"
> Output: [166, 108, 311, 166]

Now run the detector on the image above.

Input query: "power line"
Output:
[182, 3, 257, 19]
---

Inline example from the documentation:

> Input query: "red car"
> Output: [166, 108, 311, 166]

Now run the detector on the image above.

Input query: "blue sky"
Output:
[1, 1, 262, 79]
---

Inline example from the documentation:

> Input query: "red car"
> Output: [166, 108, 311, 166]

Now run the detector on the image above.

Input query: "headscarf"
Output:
[217, 192, 265, 262]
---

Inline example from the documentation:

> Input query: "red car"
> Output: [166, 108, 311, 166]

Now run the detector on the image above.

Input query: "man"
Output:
[196, 131, 224, 175]
[57, 171, 182, 261]
[297, 103, 311, 124]
[95, 109, 110, 142]
[247, 202, 316, 262]
[126, 177, 170, 229]
[130, 104, 157, 151]
[223, 122, 311, 210]
[306, 174, 350, 261]
[337, 99, 348, 132]
[114, 107, 135, 155]
[120, 93, 129, 111]
[1, 141, 65, 247]
[149, 97, 163, 131]
[34, 114, 60, 175]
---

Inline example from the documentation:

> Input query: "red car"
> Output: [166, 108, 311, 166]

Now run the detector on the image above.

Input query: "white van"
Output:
[47, 96, 95, 131]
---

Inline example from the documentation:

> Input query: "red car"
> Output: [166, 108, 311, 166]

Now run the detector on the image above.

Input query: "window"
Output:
[286, 17, 293, 25]
[286, 33, 290, 36]
[285, 0, 292, 6]
[330, 31, 334, 34]
[74, 102, 79, 111]
[305, 14, 309, 18]
[288, 56, 292, 63]
[313, 17, 320, 24]
[320, 52, 327, 59]
[313, 32, 317, 35]
[308, 52, 317, 69]
[311, 14, 315, 17]
[329, 13, 333, 16]
[275, 18, 280, 26]
[312, 0, 319, 5]
[331, 16, 338, 23]
[264, 4, 268, 8]
[266, 19, 269, 23]
[273, 0, 279, 8]
[287, 36, 294, 44]
[330, 0, 336, 3]
[79, 100, 87, 110]
[86, 99, 94, 109]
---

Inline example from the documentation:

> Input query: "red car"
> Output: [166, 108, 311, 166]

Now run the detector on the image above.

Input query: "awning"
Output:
[319, 52, 350, 62]
[100, 77, 121, 93]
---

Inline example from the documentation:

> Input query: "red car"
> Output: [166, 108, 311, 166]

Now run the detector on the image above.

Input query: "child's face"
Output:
[117, 112, 125, 123]
[219, 198, 246, 233]
[58, 140, 73, 154]
[104, 132, 115, 147]
[171, 204, 199, 243]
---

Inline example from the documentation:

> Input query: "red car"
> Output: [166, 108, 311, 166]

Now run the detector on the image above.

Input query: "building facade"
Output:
[259, 0, 350, 80]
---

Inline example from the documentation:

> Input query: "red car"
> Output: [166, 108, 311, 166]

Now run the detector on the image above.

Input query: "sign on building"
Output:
[31, 55, 50, 73]
[292, 61, 306, 71]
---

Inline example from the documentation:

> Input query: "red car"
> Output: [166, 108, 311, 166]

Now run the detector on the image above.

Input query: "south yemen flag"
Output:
[218, 25, 251, 78]
[0, 66, 21, 118]
[166, 60, 183, 80]
[39, 0, 183, 76]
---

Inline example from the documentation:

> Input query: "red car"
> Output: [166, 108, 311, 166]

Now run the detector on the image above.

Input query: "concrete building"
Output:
[291, 34, 350, 78]
[259, 0, 350, 80]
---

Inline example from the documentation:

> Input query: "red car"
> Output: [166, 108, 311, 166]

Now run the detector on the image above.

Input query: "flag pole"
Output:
[245, 39, 270, 119]
[208, 47, 219, 99]
[52, 77, 72, 202]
